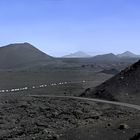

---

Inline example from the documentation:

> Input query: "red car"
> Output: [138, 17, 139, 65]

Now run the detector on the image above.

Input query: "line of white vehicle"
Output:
[0, 80, 86, 93]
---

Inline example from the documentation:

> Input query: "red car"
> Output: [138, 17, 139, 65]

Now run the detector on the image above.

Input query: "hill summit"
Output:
[0, 43, 52, 69]
[117, 51, 139, 58]
[92, 53, 119, 62]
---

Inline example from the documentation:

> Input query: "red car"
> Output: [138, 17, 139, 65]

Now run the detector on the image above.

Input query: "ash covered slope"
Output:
[82, 60, 140, 104]
[0, 43, 53, 69]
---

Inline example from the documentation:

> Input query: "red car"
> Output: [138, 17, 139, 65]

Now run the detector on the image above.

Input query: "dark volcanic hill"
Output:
[92, 53, 119, 62]
[0, 43, 53, 69]
[81, 60, 140, 104]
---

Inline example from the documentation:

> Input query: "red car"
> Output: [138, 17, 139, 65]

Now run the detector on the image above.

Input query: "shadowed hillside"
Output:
[81, 60, 140, 104]
[0, 43, 53, 69]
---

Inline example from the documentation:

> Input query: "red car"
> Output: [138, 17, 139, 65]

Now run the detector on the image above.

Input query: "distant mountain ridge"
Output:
[63, 51, 140, 59]
[0, 43, 139, 70]
[63, 51, 91, 58]
[0, 43, 53, 69]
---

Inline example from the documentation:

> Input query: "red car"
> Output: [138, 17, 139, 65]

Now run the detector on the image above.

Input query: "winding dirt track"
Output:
[30, 95, 140, 111]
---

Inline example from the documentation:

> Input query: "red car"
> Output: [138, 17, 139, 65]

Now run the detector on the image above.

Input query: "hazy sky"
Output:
[0, 0, 140, 56]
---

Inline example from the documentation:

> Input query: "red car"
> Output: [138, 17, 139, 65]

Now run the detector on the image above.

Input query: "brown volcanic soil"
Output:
[82, 60, 140, 105]
[0, 95, 139, 140]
